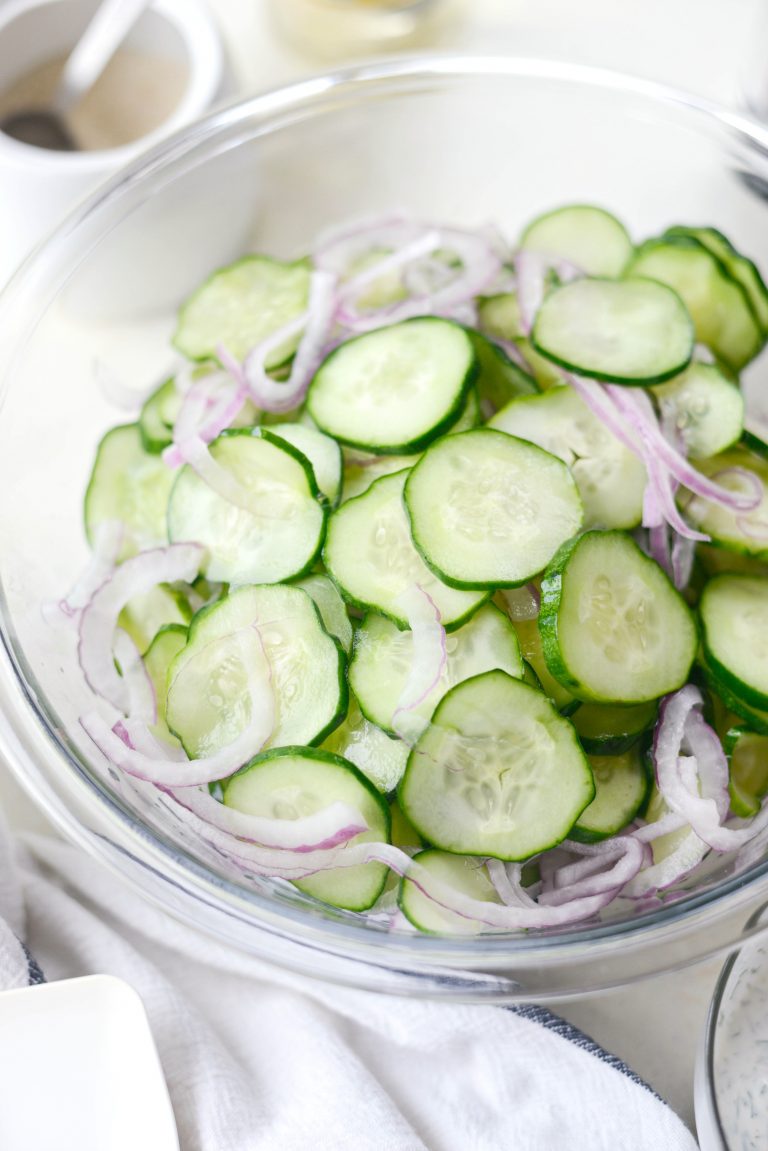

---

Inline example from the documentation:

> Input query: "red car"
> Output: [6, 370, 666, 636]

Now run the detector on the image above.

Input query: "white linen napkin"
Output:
[0, 817, 698, 1151]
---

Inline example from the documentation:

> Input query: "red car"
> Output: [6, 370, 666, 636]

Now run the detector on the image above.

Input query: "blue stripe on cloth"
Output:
[21, 943, 45, 986]
[508, 1004, 662, 1102]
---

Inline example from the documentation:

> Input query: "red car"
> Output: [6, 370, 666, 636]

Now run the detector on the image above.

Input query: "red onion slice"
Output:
[163, 372, 248, 469]
[313, 215, 428, 273]
[166, 785, 367, 854]
[391, 584, 447, 742]
[243, 271, 337, 413]
[43, 519, 125, 626]
[539, 837, 645, 905]
[621, 828, 708, 898]
[112, 630, 156, 725]
[606, 385, 761, 513]
[336, 227, 501, 333]
[78, 543, 204, 713]
[486, 859, 539, 908]
[168, 435, 296, 520]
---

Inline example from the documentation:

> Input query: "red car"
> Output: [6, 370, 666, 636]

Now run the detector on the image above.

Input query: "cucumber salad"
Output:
[57, 204, 768, 934]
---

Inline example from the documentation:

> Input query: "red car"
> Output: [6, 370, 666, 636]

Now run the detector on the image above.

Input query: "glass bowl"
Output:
[3, 56, 768, 1001]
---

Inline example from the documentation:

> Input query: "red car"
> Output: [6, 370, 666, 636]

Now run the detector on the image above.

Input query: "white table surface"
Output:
[1, 0, 766, 1138]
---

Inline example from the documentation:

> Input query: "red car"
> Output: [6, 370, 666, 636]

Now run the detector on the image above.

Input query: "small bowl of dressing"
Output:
[0, 0, 224, 282]
[696, 907, 768, 1150]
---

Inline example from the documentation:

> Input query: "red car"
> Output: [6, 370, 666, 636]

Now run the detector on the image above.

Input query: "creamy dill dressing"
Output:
[714, 941, 768, 1148]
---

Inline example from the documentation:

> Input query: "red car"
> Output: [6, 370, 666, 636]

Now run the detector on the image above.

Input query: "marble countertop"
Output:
[3, 0, 768, 1137]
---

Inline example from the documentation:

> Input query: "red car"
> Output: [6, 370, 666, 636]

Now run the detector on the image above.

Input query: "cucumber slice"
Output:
[531, 277, 694, 385]
[144, 623, 188, 748]
[626, 237, 763, 371]
[321, 696, 408, 794]
[539, 531, 697, 704]
[521, 205, 633, 277]
[469, 330, 538, 411]
[725, 727, 768, 818]
[404, 429, 583, 589]
[652, 362, 743, 460]
[223, 747, 390, 911]
[166, 584, 347, 760]
[697, 543, 768, 579]
[323, 469, 488, 631]
[293, 573, 353, 653]
[307, 318, 477, 454]
[489, 385, 646, 529]
[679, 447, 768, 559]
[700, 575, 768, 710]
[570, 747, 650, 842]
[340, 451, 422, 503]
[349, 604, 523, 735]
[85, 423, 178, 562]
[512, 615, 578, 712]
[139, 378, 181, 454]
[174, 255, 310, 365]
[477, 292, 524, 342]
[167, 428, 326, 585]
[268, 422, 342, 507]
[399, 670, 594, 860]
[664, 225, 768, 335]
[521, 658, 544, 692]
[389, 800, 424, 851]
[516, 339, 566, 391]
[570, 700, 657, 755]
[118, 583, 193, 655]
[701, 660, 768, 737]
[398, 850, 502, 935]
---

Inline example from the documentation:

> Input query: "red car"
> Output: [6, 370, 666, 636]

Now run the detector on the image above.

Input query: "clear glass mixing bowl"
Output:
[3, 57, 768, 1001]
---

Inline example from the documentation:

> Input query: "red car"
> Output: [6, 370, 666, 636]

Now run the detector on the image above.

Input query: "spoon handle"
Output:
[52, 0, 151, 116]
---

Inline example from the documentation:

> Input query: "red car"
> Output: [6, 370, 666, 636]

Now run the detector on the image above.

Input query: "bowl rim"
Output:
[4, 52, 768, 978]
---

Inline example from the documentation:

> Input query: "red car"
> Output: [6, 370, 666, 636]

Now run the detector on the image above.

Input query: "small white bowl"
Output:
[695, 906, 768, 1150]
[0, 0, 225, 283]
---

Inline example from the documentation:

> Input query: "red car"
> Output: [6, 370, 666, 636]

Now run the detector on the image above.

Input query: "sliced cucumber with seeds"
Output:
[399, 670, 594, 860]
[664, 225, 768, 335]
[521, 204, 633, 277]
[85, 423, 178, 562]
[293, 573, 353, 653]
[539, 531, 697, 704]
[118, 583, 193, 655]
[570, 746, 650, 842]
[489, 385, 646, 529]
[307, 318, 477, 454]
[349, 604, 523, 736]
[144, 624, 188, 748]
[468, 330, 538, 412]
[268, 422, 342, 506]
[404, 428, 583, 589]
[652, 362, 743, 460]
[166, 584, 347, 760]
[223, 747, 390, 911]
[174, 256, 310, 365]
[324, 469, 488, 631]
[700, 575, 768, 711]
[627, 237, 762, 371]
[168, 428, 326, 585]
[321, 696, 408, 794]
[725, 727, 768, 818]
[398, 850, 502, 935]
[679, 447, 768, 559]
[532, 277, 694, 385]
[570, 700, 657, 755]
